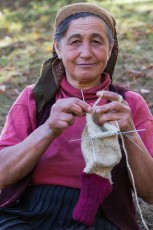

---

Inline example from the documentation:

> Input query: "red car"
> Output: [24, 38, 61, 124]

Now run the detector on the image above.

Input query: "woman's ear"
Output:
[108, 39, 114, 57]
[53, 39, 62, 59]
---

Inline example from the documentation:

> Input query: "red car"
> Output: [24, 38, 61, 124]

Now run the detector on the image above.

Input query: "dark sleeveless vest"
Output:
[36, 83, 140, 230]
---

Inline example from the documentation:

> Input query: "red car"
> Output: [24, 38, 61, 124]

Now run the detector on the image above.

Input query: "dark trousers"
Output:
[0, 185, 119, 230]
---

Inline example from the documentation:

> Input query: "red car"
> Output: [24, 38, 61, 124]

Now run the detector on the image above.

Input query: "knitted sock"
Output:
[81, 111, 122, 181]
[73, 110, 122, 226]
[72, 172, 112, 226]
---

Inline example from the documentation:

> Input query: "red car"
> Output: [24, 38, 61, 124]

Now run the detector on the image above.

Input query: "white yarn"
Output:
[87, 120, 119, 139]
[122, 136, 149, 230]
[91, 138, 97, 162]
[115, 121, 149, 230]
[81, 89, 85, 102]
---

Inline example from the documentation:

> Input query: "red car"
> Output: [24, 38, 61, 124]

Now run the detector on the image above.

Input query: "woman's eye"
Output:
[92, 40, 101, 44]
[70, 40, 81, 45]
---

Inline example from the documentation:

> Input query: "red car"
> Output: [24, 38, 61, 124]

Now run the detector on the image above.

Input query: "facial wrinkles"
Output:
[55, 17, 112, 89]
[63, 18, 109, 47]
[62, 28, 109, 65]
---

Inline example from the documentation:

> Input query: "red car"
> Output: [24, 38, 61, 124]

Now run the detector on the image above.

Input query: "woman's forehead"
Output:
[64, 16, 107, 37]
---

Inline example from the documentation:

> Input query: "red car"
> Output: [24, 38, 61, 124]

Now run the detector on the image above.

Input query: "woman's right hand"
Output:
[46, 97, 91, 137]
[0, 97, 91, 188]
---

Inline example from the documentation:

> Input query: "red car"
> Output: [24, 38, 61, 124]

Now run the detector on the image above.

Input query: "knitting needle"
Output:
[117, 129, 146, 135]
[69, 129, 146, 142]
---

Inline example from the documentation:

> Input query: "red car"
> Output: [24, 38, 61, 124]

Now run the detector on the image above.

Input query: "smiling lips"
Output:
[77, 63, 96, 66]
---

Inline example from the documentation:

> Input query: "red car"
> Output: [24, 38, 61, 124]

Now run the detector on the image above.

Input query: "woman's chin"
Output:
[69, 75, 101, 89]
[75, 73, 100, 83]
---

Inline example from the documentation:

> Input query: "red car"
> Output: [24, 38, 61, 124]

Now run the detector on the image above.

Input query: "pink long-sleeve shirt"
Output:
[0, 75, 153, 189]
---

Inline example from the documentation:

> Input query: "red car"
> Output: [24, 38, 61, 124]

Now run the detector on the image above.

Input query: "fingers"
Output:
[95, 90, 128, 115]
[50, 112, 75, 129]
[94, 91, 134, 131]
[95, 106, 133, 131]
[95, 100, 126, 114]
[61, 98, 92, 116]
[96, 90, 124, 104]
[47, 98, 92, 136]
[53, 98, 91, 116]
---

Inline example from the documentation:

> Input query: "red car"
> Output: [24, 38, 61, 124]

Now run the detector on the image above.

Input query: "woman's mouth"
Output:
[77, 63, 96, 67]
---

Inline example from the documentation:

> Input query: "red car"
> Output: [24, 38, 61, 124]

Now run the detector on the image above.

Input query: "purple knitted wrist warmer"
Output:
[72, 172, 112, 226]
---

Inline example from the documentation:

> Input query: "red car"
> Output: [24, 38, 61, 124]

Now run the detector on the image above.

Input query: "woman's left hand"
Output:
[94, 91, 153, 204]
[94, 90, 135, 132]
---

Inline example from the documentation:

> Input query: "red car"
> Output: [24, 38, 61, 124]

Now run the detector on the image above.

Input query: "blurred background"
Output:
[0, 0, 153, 228]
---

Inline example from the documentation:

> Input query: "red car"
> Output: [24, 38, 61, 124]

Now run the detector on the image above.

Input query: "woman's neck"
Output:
[66, 77, 102, 90]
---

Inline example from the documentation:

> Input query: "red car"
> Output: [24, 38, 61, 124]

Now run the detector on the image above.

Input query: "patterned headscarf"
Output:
[33, 3, 118, 114]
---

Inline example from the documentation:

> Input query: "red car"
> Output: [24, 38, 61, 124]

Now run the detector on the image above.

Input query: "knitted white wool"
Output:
[81, 111, 122, 183]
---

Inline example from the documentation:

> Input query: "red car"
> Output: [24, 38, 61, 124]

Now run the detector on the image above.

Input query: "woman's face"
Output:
[54, 16, 113, 89]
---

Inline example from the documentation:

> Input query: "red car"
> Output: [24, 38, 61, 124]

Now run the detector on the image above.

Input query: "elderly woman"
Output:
[0, 3, 153, 230]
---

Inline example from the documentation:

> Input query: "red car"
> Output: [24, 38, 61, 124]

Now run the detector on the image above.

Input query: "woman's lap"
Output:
[0, 185, 119, 230]
[0, 215, 118, 230]
[0, 213, 32, 230]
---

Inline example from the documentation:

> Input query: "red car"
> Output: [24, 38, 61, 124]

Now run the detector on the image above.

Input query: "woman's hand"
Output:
[94, 91, 135, 132]
[46, 97, 92, 136]
[93, 91, 153, 203]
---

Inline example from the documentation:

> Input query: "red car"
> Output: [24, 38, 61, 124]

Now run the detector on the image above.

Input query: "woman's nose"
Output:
[79, 43, 92, 59]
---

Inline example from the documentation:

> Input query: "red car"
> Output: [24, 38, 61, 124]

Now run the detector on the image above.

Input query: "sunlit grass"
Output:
[0, 0, 153, 117]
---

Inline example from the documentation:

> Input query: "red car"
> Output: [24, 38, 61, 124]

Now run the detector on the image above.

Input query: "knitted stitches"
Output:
[81, 110, 122, 182]
[72, 172, 112, 226]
